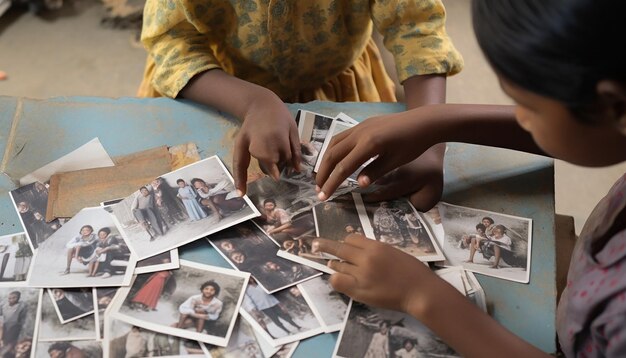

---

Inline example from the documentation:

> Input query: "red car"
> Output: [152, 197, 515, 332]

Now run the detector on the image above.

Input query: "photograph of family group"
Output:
[240, 278, 324, 347]
[105, 317, 207, 357]
[299, 275, 350, 333]
[208, 221, 320, 293]
[10, 182, 64, 250]
[108, 156, 259, 260]
[357, 194, 445, 263]
[28, 206, 135, 288]
[0, 233, 33, 286]
[38, 291, 97, 342]
[435, 202, 533, 283]
[0, 288, 40, 358]
[335, 301, 459, 358]
[110, 260, 249, 346]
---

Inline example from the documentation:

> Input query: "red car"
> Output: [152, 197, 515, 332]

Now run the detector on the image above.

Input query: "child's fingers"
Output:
[313, 238, 362, 263]
[328, 271, 359, 295]
[289, 127, 302, 172]
[327, 259, 359, 276]
[233, 138, 251, 196]
[317, 143, 375, 201]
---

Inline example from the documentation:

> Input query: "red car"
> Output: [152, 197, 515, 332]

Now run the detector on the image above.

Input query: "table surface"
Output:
[0, 96, 557, 355]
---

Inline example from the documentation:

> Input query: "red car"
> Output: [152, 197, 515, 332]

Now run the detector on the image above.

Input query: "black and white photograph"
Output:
[313, 193, 364, 259]
[357, 194, 446, 262]
[313, 118, 353, 173]
[334, 301, 459, 358]
[209, 221, 320, 293]
[47, 288, 94, 323]
[9, 182, 64, 250]
[110, 260, 249, 346]
[206, 317, 264, 358]
[36, 340, 102, 358]
[105, 317, 207, 357]
[0, 233, 34, 285]
[38, 292, 97, 342]
[240, 278, 324, 347]
[436, 202, 533, 283]
[0, 288, 40, 358]
[108, 156, 260, 260]
[28, 206, 135, 288]
[296, 110, 334, 168]
[135, 249, 180, 275]
[298, 275, 349, 333]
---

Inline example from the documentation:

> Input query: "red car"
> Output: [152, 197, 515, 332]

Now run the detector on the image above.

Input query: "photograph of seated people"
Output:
[176, 280, 223, 334]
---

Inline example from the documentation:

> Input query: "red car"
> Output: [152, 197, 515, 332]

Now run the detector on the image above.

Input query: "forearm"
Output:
[179, 69, 278, 120]
[403, 74, 447, 109]
[410, 279, 548, 358]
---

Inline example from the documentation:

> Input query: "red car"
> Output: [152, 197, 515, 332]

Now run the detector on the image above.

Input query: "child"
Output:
[314, 0, 626, 356]
[138, 0, 463, 204]
[176, 179, 207, 222]
[62, 224, 97, 275]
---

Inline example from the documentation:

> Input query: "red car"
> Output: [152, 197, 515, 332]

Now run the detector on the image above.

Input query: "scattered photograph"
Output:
[35, 340, 102, 358]
[314, 119, 353, 173]
[0, 233, 34, 286]
[9, 182, 64, 250]
[0, 288, 40, 358]
[296, 110, 334, 168]
[271, 341, 298, 358]
[38, 292, 96, 341]
[240, 278, 324, 347]
[105, 317, 206, 357]
[108, 156, 260, 260]
[298, 275, 349, 333]
[96, 288, 119, 340]
[208, 221, 321, 293]
[47, 288, 94, 323]
[28, 206, 135, 288]
[357, 194, 446, 262]
[110, 260, 249, 346]
[206, 317, 264, 358]
[135, 250, 180, 275]
[436, 202, 533, 283]
[313, 193, 364, 260]
[334, 301, 459, 358]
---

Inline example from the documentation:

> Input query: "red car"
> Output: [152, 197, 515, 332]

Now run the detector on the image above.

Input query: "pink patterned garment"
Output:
[557, 174, 626, 357]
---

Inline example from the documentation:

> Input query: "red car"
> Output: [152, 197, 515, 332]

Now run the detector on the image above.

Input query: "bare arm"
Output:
[180, 70, 301, 193]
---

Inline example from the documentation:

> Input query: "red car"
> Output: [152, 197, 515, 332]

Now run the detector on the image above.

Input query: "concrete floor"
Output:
[1, 0, 625, 234]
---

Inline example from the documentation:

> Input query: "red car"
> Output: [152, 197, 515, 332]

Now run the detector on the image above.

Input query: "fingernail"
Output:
[315, 185, 321, 193]
[317, 192, 327, 201]
[360, 175, 371, 186]
[236, 190, 244, 197]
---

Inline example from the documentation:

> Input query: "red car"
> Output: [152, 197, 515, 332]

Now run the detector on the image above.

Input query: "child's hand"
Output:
[234, 91, 301, 195]
[314, 234, 438, 316]
[315, 110, 437, 204]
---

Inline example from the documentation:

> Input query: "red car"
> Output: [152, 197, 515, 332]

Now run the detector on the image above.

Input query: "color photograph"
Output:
[109, 156, 260, 260]
[28, 206, 135, 287]
[0, 233, 34, 286]
[0, 288, 40, 358]
[110, 260, 249, 346]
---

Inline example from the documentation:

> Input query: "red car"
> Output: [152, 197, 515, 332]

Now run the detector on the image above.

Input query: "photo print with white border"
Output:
[108, 156, 260, 260]
[208, 221, 321, 293]
[38, 292, 97, 342]
[436, 202, 533, 283]
[105, 316, 207, 357]
[35, 340, 102, 358]
[0, 233, 34, 286]
[298, 274, 349, 333]
[239, 279, 324, 347]
[110, 260, 249, 347]
[334, 301, 459, 358]
[205, 316, 265, 358]
[355, 194, 446, 262]
[47, 288, 94, 324]
[28, 206, 136, 288]
[134, 249, 180, 275]
[0, 287, 41, 357]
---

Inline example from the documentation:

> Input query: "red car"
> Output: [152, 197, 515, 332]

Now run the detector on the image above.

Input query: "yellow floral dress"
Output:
[138, 0, 463, 103]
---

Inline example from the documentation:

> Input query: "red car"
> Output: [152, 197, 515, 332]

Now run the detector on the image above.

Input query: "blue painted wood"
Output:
[0, 96, 557, 354]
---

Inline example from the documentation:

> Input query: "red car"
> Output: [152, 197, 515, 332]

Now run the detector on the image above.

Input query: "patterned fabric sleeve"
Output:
[371, 0, 463, 82]
[141, 0, 223, 98]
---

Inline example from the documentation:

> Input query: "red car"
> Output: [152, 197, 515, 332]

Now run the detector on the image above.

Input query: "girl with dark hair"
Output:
[62, 225, 97, 275]
[314, 0, 626, 356]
